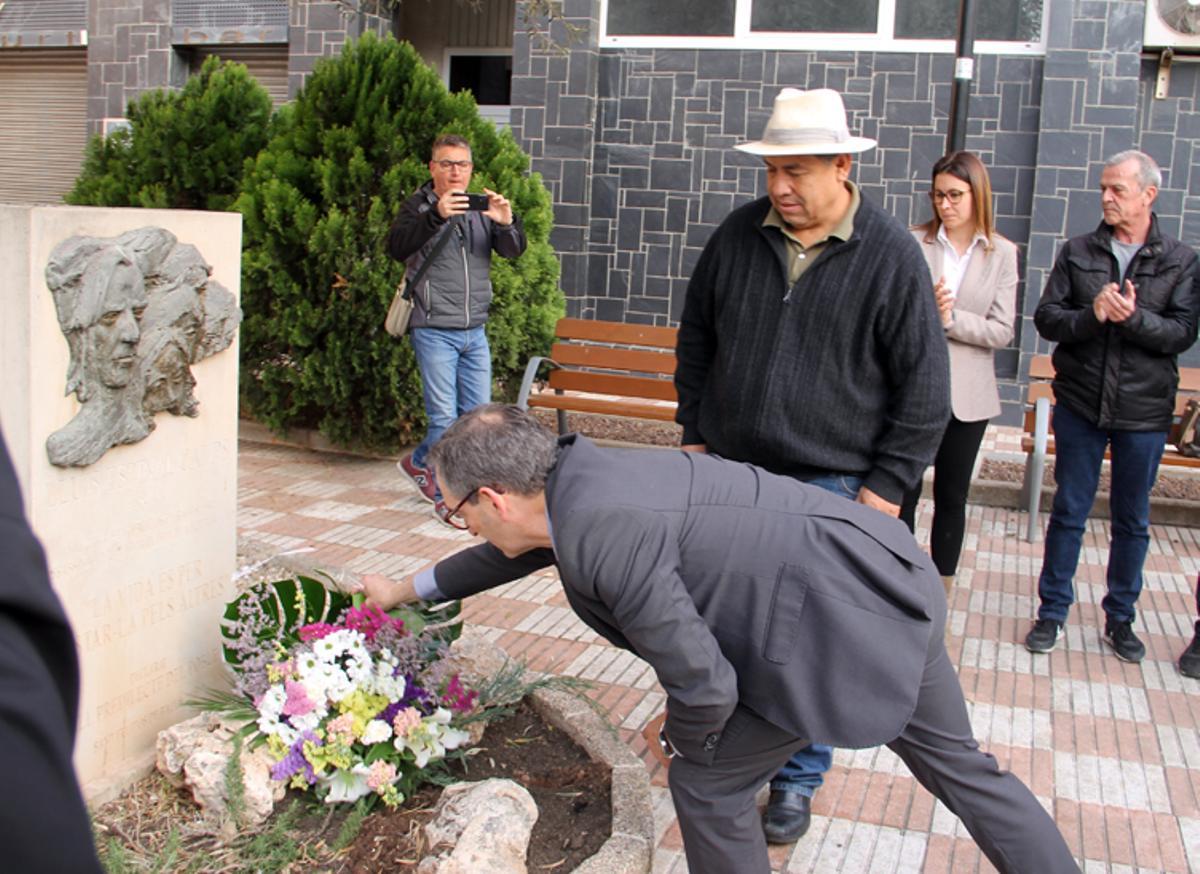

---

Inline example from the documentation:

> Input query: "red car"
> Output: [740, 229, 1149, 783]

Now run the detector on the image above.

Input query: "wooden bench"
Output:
[1020, 354, 1200, 541]
[515, 317, 678, 434]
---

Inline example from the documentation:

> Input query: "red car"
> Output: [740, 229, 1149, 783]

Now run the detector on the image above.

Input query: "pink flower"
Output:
[282, 679, 316, 717]
[392, 706, 422, 737]
[344, 604, 405, 641]
[298, 622, 338, 641]
[366, 759, 397, 791]
[326, 713, 354, 744]
[442, 674, 479, 713]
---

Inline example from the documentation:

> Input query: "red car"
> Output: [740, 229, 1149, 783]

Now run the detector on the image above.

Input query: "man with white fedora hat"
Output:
[675, 87, 952, 843]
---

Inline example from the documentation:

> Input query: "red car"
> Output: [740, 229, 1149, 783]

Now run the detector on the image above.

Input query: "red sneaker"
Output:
[397, 453, 438, 503]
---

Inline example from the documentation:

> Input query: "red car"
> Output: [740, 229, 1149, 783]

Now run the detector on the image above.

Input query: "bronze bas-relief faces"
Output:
[44, 227, 241, 467]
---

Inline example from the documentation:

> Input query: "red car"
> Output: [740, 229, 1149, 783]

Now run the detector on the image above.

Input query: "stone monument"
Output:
[0, 205, 242, 802]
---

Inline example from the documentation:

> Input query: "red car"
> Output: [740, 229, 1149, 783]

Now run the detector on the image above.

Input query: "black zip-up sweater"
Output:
[386, 182, 526, 330]
[674, 193, 950, 505]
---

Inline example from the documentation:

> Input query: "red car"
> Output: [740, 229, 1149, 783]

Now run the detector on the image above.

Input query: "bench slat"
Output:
[527, 393, 678, 421]
[554, 317, 678, 349]
[548, 343, 676, 376]
[545, 369, 678, 402]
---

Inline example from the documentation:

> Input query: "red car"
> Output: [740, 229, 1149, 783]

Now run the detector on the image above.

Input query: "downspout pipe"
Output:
[945, 0, 978, 154]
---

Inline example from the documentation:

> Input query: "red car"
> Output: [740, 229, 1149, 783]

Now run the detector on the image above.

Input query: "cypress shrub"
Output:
[66, 56, 272, 211]
[236, 33, 561, 450]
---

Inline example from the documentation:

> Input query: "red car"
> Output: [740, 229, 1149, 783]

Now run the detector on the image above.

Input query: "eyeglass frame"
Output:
[444, 486, 481, 530]
[928, 188, 969, 204]
[433, 159, 473, 171]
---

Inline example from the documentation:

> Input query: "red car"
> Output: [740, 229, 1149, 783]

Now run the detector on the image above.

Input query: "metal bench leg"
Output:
[1024, 396, 1051, 542]
[555, 390, 567, 435]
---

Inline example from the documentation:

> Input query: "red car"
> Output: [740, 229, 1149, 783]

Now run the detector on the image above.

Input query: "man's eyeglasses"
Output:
[444, 486, 480, 531]
[929, 189, 968, 204]
[434, 160, 473, 171]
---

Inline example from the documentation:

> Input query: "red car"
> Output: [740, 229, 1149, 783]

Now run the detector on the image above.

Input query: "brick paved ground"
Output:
[237, 425, 1200, 874]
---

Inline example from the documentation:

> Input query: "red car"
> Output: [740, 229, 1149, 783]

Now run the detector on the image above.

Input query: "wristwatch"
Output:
[658, 727, 678, 759]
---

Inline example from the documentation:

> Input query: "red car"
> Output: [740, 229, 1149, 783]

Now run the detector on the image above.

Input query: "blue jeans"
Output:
[1036, 404, 1166, 626]
[409, 326, 492, 496]
[770, 472, 863, 796]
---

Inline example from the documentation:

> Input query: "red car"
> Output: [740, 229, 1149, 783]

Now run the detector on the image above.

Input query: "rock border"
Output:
[446, 628, 654, 874]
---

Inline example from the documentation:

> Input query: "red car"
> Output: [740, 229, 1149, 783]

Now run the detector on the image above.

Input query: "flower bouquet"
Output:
[197, 574, 478, 809]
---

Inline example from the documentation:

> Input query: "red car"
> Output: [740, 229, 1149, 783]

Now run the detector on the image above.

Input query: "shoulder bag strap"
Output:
[402, 220, 458, 301]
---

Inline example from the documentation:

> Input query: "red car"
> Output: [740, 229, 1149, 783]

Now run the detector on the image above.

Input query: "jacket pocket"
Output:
[762, 564, 810, 664]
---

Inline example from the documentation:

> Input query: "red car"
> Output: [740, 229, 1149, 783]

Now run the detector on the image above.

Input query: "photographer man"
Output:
[387, 134, 527, 524]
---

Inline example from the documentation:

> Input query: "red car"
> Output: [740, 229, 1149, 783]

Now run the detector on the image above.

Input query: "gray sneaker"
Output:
[1024, 619, 1061, 653]
[1103, 620, 1146, 663]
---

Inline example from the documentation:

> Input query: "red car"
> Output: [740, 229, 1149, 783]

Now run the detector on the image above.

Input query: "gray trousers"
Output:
[668, 635, 1080, 874]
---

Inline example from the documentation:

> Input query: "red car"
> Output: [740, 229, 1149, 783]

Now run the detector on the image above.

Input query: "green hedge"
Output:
[67, 56, 272, 211]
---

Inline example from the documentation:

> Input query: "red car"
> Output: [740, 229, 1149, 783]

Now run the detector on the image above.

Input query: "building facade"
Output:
[4, 0, 1199, 420]
[510, 0, 1200, 422]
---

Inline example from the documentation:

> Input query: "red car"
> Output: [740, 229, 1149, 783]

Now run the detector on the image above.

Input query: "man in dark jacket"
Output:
[0, 424, 103, 871]
[674, 87, 950, 841]
[1026, 150, 1199, 662]
[387, 134, 527, 524]
[358, 405, 1079, 874]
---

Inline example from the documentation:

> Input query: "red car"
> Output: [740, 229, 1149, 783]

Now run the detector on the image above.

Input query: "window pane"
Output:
[449, 55, 512, 106]
[751, 0, 879, 33]
[606, 0, 735, 36]
[894, 0, 1043, 41]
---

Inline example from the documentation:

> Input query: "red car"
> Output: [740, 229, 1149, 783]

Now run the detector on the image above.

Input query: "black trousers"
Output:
[900, 415, 990, 576]
[667, 613, 1080, 874]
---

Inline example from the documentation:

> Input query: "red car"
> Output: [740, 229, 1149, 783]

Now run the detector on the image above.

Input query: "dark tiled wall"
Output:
[513, 1, 1200, 425]
[82, 1, 389, 134]
[287, 1, 391, 99]
[87, 0, 182, 136]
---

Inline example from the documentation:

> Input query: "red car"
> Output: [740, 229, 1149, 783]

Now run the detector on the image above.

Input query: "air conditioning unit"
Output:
[1145, 0, 1200, 50]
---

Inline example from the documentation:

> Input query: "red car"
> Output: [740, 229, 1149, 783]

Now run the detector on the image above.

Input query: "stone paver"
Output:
[237, 425, 1200, 873]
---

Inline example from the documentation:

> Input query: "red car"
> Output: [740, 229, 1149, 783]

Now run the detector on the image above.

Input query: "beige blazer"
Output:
[911, 229, 1018, 422]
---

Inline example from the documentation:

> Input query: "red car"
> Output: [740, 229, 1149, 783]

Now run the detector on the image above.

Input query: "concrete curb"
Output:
[967, 478, 1200, 529]
[531, 686, 654, 874]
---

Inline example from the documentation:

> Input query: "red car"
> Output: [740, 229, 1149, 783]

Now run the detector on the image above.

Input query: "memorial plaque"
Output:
[0, 205, 242, 801]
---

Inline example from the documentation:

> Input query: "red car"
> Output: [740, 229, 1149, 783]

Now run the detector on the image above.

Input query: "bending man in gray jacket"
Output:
[387, 133, 526, 525]
[361, 404, 1079, 874]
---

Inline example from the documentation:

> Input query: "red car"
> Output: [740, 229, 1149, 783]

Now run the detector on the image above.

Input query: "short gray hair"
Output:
[1105, 150, 1162, 191]
[427, 404, 559, 501]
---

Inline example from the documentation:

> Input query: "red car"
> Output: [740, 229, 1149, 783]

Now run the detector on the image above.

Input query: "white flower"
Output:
[256, 685, 288, 738]
[320, 764, 373, 805]
[361, 719, 393, 745]
[398, 708, 472, 768]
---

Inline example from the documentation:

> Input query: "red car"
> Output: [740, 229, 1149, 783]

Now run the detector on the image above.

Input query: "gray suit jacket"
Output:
[433, 436, 940, 764]
[912, 229, 1018, 422]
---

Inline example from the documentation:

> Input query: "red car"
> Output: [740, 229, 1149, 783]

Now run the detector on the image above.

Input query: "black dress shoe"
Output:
[762, 789, 812, 843]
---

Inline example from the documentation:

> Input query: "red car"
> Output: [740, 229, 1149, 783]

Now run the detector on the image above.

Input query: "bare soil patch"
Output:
[339, 700, 610, 872]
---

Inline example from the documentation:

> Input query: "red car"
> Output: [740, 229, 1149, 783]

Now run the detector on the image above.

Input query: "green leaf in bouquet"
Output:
[364, 742, 393, 764]
[222, 572, 353, 673]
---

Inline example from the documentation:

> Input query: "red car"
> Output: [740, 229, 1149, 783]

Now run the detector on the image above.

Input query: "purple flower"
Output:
[377, 676, 432, 724]
[270, 730, 321, 784]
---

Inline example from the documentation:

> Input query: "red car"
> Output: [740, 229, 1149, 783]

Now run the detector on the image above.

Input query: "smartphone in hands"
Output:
[462, 192, 490, 211]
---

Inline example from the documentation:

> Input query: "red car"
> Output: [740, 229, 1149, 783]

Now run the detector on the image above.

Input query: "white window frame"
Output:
[599, 0, 1046, 55]
[442, 46, 513, 127]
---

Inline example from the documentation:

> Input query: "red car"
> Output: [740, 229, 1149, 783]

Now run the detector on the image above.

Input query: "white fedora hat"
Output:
[735, 88, 876, 156]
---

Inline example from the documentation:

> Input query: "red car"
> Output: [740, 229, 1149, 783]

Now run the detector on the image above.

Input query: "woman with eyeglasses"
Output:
[900, 151, 1018, 602]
